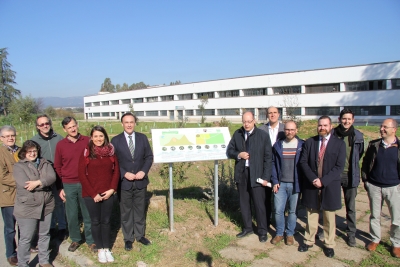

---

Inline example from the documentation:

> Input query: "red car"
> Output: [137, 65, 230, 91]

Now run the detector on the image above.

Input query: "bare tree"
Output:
[198, 95, 208, 124]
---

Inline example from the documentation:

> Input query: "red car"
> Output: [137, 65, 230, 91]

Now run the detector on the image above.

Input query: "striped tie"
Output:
[128, 135, 135, 158]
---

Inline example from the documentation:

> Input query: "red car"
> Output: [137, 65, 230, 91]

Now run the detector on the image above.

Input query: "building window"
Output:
[178, 94, 193, 100]
[93, 113, 100, 117]
[345, 106, 386, 116]
[133, 98, 143, 103]
[93, 102, 100, 106]
[272, 86, 301, 95]
[185, 110, 194, 116]
[101, 112, 110, 117]
[147, 96, 158, 102]
[218, 109, 239, 116]
[197, 92, 214, 99]
[391, 105, 400, 115]
[110, 112, 115, 116]
[305, 83, 340, 93]
[160, 110, 167, 116]
[160, 95, 174, 101]
[345, 80, 386, 91]
[110, 100, 119, 105]
[135, 111, 144, 116]
[243, 88, 267, 96]
[121, 99, 131, 104]
[85, 103, 91, 107]
[146, 111, 158, 116]
[285, 107, 301, 116]
[305, 107, 340, 115]
[196, 109, 215, 116]
[219, 90, 240, 98]
[391, 79, 400, 89]
[101, 101, 109, 105]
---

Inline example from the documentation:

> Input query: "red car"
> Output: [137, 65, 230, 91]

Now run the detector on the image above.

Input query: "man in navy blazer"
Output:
[298, 115, 346, 258]
[111, 113, 153, 250]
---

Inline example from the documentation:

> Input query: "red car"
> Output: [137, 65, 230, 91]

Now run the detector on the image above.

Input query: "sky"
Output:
[2, 0, 400, 98]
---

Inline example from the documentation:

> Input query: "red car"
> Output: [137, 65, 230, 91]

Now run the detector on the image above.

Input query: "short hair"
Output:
[267, 106, 280, 114]
[61, 117, 77, 128]
[386, 118, 398, 129]
[339, 108, 354, 119]
[318, 115, 332, 124]
[284, 120, 297, 129]
[18, 140, 41, 160]
[36, 114, 53, 127]
[121, 112, 138, 123]
[242, 111, 255, 120]
[88, 125, 110, 159]
[0, 125, 16, 136]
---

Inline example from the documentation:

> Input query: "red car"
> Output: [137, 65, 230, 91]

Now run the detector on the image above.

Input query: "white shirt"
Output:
[124, 131, 136, 148]
[319, 133, 331, 151]
[268, 124, 279, 146]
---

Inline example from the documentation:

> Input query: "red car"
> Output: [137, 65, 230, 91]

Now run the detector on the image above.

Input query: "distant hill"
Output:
[39, 96, 84, 108]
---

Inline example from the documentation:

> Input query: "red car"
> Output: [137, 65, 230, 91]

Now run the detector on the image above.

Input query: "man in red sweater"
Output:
[54, 117, 95, 252]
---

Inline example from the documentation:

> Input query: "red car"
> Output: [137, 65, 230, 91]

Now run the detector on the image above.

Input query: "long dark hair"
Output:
[88, 125, 110, 159]
[18, 140, 41, 160]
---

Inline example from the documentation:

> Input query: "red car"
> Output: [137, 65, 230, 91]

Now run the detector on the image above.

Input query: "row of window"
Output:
[87, 105, 400, 118]
[85, 79, 400, 107]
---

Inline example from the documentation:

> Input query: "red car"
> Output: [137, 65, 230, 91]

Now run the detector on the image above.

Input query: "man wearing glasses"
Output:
[31, 114, 67, 241]
[362, 119, 400, 258]
[227, 111, 272, 243]
[0, 126, 20, 266]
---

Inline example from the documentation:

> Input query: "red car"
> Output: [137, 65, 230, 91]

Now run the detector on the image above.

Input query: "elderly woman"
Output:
[13, 140, 56, 267]
[79, 125, 119, 263]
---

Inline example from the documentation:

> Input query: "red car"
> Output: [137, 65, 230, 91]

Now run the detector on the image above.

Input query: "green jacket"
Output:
[31, 132, 64, 163]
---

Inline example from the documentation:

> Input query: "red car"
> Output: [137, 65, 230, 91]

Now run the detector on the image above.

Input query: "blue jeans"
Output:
[1, 206, 17, 258]
[274, 182, 298, 236]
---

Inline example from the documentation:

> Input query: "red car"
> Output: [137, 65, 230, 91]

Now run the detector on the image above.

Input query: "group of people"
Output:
[0, 112, 153, 266]
[227, 107, 400, 259]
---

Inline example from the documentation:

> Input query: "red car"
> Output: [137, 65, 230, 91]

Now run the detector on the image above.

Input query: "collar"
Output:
[2, 144, 19, 153]
[320, 133, 331, 142]
[267, 122, 279, 130]
[124, 131, 135, 138]
[381, 137, 398, 149]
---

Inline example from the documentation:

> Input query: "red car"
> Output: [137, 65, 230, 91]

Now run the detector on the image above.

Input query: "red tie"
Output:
[318, 137, 327, 163]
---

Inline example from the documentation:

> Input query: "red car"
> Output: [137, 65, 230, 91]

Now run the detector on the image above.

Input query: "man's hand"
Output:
[313, 178, 322, 188]
[273, 184, 280, 193]
[238, 152, 249, 160]
[135, 171, 145, 180]
[59, 189, 66, 202]
[124, 172, 136, 181]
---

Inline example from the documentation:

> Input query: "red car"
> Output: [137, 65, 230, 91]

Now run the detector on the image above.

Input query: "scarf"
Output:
[94, 144, 115, 157]
[334, 124, 355, 146]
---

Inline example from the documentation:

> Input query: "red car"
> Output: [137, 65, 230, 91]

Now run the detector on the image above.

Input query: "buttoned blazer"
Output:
[111, 132, 153, 191]
[299, 134, 346, 211]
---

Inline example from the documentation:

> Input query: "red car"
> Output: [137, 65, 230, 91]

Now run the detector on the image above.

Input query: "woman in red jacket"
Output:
[78, 126, 120, 263]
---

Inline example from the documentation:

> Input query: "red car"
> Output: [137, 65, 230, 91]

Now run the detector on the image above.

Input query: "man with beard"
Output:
[31, 114, 67, 240]
[298, 116, 346, 258]
[332, 109, 364, 247]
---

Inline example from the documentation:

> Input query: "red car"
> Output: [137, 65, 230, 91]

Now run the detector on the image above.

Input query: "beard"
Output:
[318, 129, 330, 137]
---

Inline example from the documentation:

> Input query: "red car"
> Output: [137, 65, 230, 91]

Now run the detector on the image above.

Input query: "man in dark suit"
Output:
[111, 113, 153, 251]
[298, 115, 346, 258]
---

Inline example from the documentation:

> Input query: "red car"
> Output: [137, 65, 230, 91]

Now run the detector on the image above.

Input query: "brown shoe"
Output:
[286, 236, 295, 246]
[39, 264, 54, 267]
[271, 235, 284, 244]
[366, 241, 379, 251]
[88, 243, 98, 252]
[68, 242, 81, 252]
[392, 246, 400, 258]
[7, 256, 18, 266]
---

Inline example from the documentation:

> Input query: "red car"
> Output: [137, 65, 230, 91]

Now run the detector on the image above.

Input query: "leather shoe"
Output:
[367, 241, 379, 251]
[7, 256, 18, 266]
[271, 235, 284, 244]
[125, 241, 133, 251]
[236, 230, 253, 238]
[286, 236, 294, 246]
[298, 244, 313, 252]
[88, 243, 98, 253]
[68, 242, 80, 252]
[347, 235, 356, 247]
[138, 237, 151, 246]
[323, 247, 335, 258]
[259, 234, 267, 243]
[392, 246, 400, 258]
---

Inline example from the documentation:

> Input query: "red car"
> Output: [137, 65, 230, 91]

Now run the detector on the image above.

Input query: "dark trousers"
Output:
[342, 186, 358, 236]
[237, 168, 268, 235]
[120, 183, 147, 242]
[84, 195, 115, 249]
[265, 186, 272, 227]
[1, 206, 17, 258]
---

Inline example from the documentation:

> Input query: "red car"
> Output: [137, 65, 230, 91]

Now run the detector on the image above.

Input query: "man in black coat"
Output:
[298, 115, 346, 258]
[226, 111, 272, 243]
[111, 113, 154, 251]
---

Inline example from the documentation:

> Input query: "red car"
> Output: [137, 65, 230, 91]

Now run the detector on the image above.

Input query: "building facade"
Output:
[84, 61, 400, 123]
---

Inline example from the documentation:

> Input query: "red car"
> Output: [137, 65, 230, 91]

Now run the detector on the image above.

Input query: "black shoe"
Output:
[347, 235, 356, 247]
[323, 247, 335, 258]
[236, 230, 254, 238]
[137, 237, 151, 246]
[125, 241, 133, 251]
[259, 234, 267, 243]
[298, 244, 313, 252]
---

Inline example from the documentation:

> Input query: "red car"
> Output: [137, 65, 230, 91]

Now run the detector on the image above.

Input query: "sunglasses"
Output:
[37, 122, 50, 127]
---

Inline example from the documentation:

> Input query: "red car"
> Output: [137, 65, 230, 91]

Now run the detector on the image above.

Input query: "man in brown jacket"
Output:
[0, 125, 20, 266]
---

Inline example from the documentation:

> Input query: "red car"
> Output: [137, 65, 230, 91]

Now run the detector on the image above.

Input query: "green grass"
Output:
[204, 233, 236, 259]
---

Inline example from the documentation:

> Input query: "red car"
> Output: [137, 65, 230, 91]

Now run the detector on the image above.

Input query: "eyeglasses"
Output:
[27, 150, 38, 154]
[242, 120, 254, 124]
[1, 135, 16, 139]
[37, 122, 50, 127]
[381, 125, 395, 130]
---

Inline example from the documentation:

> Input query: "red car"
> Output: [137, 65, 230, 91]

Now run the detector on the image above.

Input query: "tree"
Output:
[128, 82, 147, 90]
[43, 105, 57, 118]
[120, 83, 129, 92]
[281, 95, 302, 127]
[100, 78, 115, 92]
[198, 95, 208, 124]
[0, 48, 21, 115]
[170, 80, 181, 85]
[8, 95, 41, 123]
[115, 84, 121, 92]
[128, 103, 134, 114]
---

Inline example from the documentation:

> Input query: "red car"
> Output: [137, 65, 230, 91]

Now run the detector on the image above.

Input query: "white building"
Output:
[84, 60, 400, 123]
